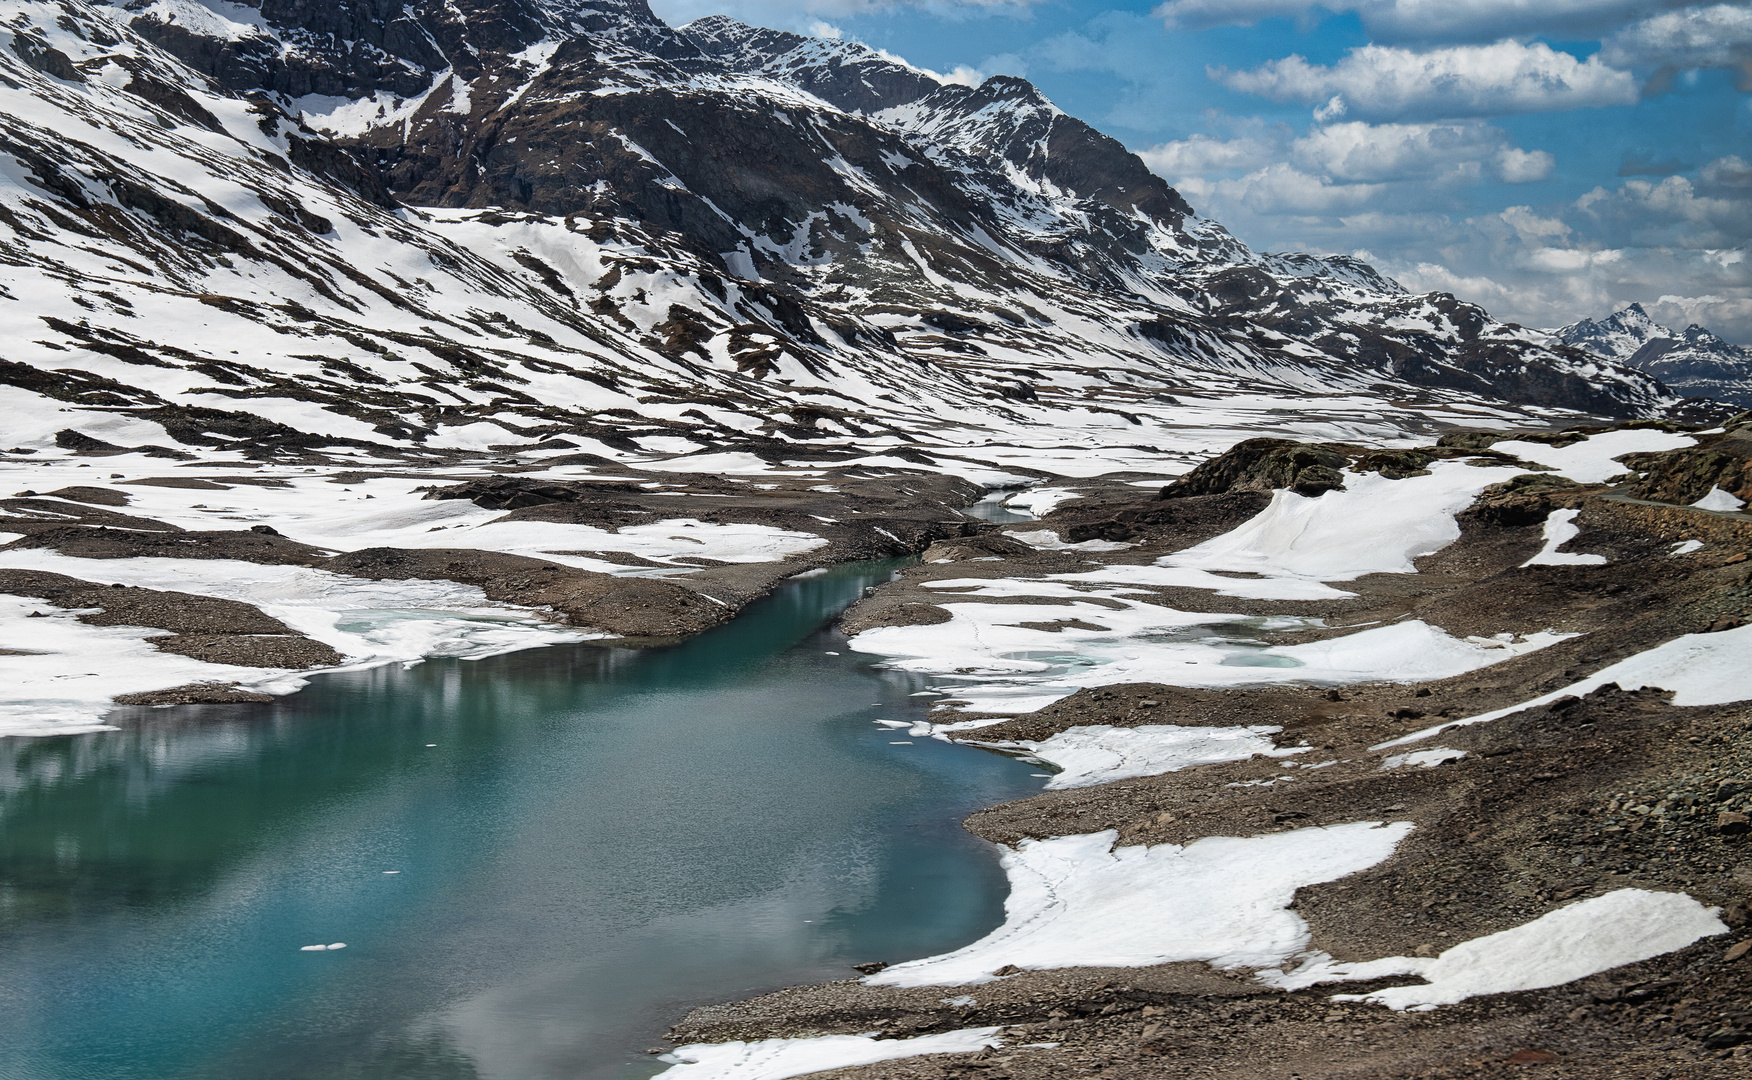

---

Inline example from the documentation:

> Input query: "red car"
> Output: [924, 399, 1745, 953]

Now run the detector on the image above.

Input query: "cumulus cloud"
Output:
[1292, 120, 1550, 181]
[1138, 131, 1285, 175]
[1181, 162, 1388, 214]
[1601, 4, 1752, 90]
[1215, 40, 1640, 120]
[1497, 146, 1557, 182]
[1702, 155, 1752, 188]
[1157, 0, 1675, 41]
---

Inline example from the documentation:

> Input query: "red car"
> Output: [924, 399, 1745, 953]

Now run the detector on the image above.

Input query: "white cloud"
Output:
[1292, 120, 1547, 182]
[1215, 40, 1640, 119]
[807, 20, 843, 38]
[1496, 146, 1556, 182]
[1702, 155, 1752, 188]
[1158, 0, 1675, 41]
[1144, 120, 1549, 185]
[1499, 204, 1571, 240]
[1138, 131, 1285, 175]
[1155, 0, 1326, 28]
[1188, 162, 1388, 214]
[1601, 4, 1752, 89]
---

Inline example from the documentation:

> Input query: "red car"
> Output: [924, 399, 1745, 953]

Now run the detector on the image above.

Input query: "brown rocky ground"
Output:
[663, 425, 1752, 1079]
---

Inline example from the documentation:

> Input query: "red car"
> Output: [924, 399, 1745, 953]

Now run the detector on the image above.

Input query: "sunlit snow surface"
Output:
[655, 1029, 1004, 1080]
[868, 822, 1414, 987]
[1379, 622, 1752, 748]
[847, 457, 1584, 713]
[1268, 889, 1726, 1010]
[1492, 429, 1695, 484]
[1520, 508, 1607, 567]
[982, 723, 1306, 789]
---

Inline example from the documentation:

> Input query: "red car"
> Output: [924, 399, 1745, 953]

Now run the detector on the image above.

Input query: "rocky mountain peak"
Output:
[1557, 303, 1752, 408]
[679, 16, 941, 114]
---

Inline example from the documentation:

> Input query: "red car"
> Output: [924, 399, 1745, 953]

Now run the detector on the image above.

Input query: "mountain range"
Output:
[1554, 303, 1752, 410]
[0, 0, 1733, 475]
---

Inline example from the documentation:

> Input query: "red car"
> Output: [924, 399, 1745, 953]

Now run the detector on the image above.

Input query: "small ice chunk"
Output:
[1670, 540, 1704, 555]
[383, 870, 401, 875]
[941, 995, 976, 1007]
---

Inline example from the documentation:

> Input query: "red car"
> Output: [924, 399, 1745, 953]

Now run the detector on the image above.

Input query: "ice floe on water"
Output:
[977, 724, 1306, 789]
[1521, 508, 1607, 567]
[868, 822, 1414, 988]
[1379, 622, 1752, 749]
[655, 1028, 1004, 1080]
[1266, 889, 1726, 1010]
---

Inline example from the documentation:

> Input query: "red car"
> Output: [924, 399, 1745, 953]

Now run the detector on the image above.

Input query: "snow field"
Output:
[1268, 889, 1726, 1010]
[1159, 460, 1523, 585]
[0, 590, 302, 737]
[1378, 622, 1752, 749]
[0, 548, 603, 736]
[850, 605, 1572, 714]
[655, 1029, 1004, 1080]
[868, 822, 1415, 987]
[1492, 430, 1695, 484]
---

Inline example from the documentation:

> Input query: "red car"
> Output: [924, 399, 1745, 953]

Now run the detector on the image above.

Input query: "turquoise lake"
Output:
[0, 560, 1043, 1079]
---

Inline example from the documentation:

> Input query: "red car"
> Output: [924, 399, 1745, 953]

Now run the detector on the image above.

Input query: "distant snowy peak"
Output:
[1557, 304, 1752, 408]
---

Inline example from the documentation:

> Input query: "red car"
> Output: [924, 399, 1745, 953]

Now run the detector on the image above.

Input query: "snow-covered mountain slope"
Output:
[47, 0, 1686, 429]
[1555, 304, 1752, 409]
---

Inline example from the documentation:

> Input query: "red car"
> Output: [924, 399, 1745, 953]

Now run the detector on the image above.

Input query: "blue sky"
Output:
[647, 0, 1752, 342]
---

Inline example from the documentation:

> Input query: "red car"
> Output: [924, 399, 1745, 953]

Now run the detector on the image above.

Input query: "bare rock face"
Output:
[1159, 438, 1352, 499]
[1463, 473, 1590, 527]
[1620, 426, 1752, 507]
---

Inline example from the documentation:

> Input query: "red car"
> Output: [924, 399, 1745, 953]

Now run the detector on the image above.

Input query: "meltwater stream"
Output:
[0, 561, 1044, 1080]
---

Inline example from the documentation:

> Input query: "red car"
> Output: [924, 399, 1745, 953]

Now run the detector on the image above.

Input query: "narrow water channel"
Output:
[0, 560, 1044, 1080]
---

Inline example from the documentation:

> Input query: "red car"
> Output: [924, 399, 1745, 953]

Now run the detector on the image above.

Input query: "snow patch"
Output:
[1379, 622, 1752, 748]
[1520, 508, 1606, 567]
[868, 822, 1413, 987]
[655, 1029, 1003, 1080]
[1270, 890, 1724, 1010]
[985, 723, 1304, 789]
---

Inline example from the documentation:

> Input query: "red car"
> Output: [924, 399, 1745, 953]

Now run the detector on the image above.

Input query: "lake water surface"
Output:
[0, 560, 1043, 1080]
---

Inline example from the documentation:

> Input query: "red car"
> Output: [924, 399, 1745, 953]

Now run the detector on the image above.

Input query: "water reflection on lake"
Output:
[0, 561, 1043, 1080]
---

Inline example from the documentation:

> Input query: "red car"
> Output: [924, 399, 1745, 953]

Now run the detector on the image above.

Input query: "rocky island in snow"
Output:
[1, 1, 1751, 1078]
